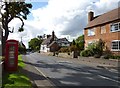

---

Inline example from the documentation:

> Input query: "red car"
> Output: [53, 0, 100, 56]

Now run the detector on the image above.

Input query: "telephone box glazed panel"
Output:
[5, 40, 18, 71]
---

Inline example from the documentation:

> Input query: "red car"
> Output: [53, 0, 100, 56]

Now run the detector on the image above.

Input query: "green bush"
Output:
[85, 39, 104, 57]
[110, 55, 120, 59]
[80, 49, 93, 57]
[94, 54, 101, 58]
[103, 54, 111, 59]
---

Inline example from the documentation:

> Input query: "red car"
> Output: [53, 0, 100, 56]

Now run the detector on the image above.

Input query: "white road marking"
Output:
[34, 66, 57, 88]
[34, 67, 47, 78]
[98, 75, 120, 84]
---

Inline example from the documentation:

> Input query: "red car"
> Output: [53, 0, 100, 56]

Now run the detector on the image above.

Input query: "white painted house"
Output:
[40, 31, 70, 52]
[40, 31, 58, 52]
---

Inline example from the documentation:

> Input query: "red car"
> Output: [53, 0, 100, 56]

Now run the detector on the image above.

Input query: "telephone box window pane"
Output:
[9, 46, 15, 66]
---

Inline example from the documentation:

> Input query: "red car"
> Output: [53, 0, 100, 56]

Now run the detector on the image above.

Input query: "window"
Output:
[101, 26, 106, 34]
[110, 22, 120, 32]
[88, 28, 95, 36]
[42, 47, 45, 50]
[111, 40, 120, 51]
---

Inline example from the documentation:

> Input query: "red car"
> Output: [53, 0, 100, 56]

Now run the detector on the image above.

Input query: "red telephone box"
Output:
[5, 40, 18, 71]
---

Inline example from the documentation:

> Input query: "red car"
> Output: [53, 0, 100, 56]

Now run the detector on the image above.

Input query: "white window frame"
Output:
[88, 28, 95, 36]
[111, 40, 120, 51]
[110, 22, 120, 32]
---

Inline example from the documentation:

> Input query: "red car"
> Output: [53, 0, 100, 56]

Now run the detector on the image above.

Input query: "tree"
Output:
[0, 1, 32, 55]
[69, 35, 84, 52]
[28, 38, 43, 51]
[18, 42, 26, 54]
[72, 39, 76, 45]
[75, 35, 84, 51]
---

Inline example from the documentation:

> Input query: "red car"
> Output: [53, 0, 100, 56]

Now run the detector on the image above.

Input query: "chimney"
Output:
[88, 11, 94, 22]
[47, 35, 51, 38]
[52, 31, 55, 41]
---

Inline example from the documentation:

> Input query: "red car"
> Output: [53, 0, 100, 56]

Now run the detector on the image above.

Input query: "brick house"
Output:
[84, 7, 120, 55]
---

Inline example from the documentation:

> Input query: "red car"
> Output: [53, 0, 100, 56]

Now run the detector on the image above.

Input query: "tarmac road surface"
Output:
[25, 52, 119, 87]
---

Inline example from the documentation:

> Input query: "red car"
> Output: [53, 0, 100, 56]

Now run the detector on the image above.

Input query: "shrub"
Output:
[69, 45, 77, 52]
[80, 49, 93, 57]
[86, 39, 105, 56]
[110, 55, 120, 59]
[103, 54, 110, 59]
[59, 47, 70, 53]
[94, 54, 101, 58]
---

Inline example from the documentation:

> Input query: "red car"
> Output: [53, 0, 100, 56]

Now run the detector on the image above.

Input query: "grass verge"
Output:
[2, 55, 32, 88]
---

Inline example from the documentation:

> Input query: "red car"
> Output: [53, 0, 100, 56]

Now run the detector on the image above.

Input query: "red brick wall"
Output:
[50, 43, 59, 52]
[84, 20, 120, 55]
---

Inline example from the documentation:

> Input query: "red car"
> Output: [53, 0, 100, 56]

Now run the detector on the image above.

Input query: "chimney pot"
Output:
[88, 11, 94, 22]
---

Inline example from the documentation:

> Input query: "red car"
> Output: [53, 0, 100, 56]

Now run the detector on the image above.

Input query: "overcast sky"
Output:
[8, 0, 120, 48]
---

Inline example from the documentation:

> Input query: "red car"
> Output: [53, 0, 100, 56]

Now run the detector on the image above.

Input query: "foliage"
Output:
[103, 54, 120, 59]
[18, 55, 25, 68]
[70, 35, 84, 52]
[94, 54, 101, 58]
[75, 35, 84, 51]
[1, 1, 32, 55]
[81, 39, 104, 57]
[3, 55, 31, 88]
[69, 45, 77, 52]
[80, 49, 93, 57]
[59, 47, 70, 53]
[72, 39, 76, 45]
[18, 42, 26, 54]
[28, 38, 43, 51]
[87, 39, 104, 56]
[109, 55, 120, 59]
[103, 54, 111, 59]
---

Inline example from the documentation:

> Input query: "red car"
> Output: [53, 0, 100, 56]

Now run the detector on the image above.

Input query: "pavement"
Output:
[22, 52, 119, 88]
[22, 55, 56, 88]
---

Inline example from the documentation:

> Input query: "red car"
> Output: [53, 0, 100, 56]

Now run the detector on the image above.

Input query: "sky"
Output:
[8, 0, 120, 48]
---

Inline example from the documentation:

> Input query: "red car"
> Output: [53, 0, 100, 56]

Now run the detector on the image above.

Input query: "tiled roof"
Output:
[85, 7, 120, 29]
[47, 41, 57, 48]
[41, 36, 52, 45]
[41, 35, 57, 45]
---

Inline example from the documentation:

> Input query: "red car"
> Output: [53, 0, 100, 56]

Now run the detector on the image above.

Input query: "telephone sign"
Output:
[5, 40, 18, 71]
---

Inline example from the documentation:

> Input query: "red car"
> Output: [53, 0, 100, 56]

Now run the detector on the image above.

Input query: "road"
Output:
[25, 52, 119, 87]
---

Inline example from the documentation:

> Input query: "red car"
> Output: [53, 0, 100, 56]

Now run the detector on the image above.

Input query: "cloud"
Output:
[8, 0, 119, 48]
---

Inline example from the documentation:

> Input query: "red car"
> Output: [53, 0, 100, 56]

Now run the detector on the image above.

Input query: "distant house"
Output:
[57, 38, 70, 47]
[40, 31, 59, 52]
[40, 31, 70, 52]
[84, 7, 120, 55]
